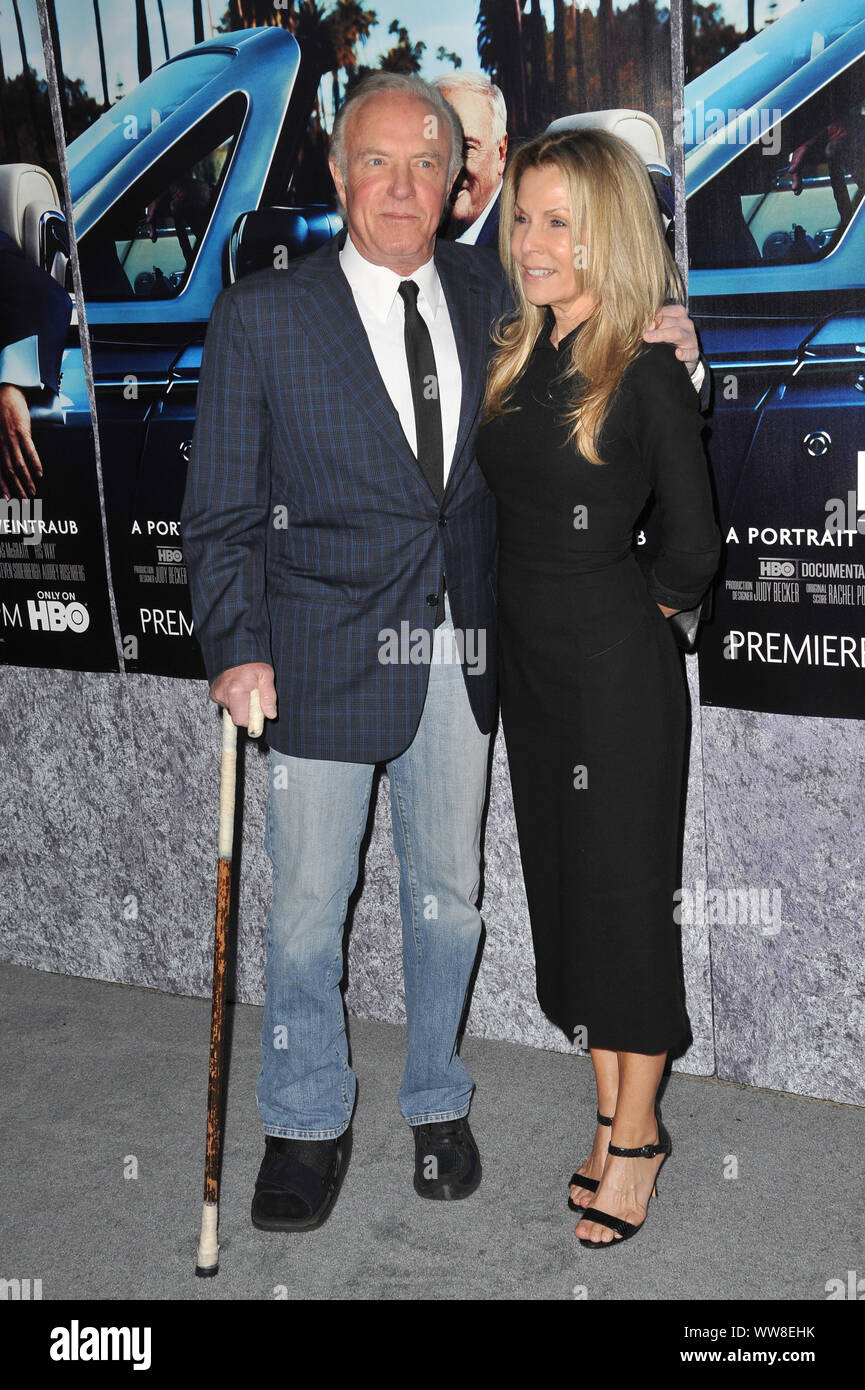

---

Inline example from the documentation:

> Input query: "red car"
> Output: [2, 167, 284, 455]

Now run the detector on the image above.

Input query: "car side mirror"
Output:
[229, 205, 343, 282]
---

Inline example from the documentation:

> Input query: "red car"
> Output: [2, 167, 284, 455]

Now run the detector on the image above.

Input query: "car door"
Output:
[68, 27, 313, 675]
[687, 36, 865, 716]
[80, 104, 246, 676]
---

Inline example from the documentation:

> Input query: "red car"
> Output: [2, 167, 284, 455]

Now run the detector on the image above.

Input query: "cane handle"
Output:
[248, 687, 264, 739]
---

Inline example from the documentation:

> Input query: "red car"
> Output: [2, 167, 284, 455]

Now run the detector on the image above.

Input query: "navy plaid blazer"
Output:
[182, 233, 511, 762]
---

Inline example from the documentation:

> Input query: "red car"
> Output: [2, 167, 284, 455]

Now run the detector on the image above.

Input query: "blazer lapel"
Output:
[435, 246, 493, 501]
[289, 237, 430, 487]
[288, 236, 494, 504]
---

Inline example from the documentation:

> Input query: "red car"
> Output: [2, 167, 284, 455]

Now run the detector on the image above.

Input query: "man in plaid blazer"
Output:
[182, 72, 704, 1232]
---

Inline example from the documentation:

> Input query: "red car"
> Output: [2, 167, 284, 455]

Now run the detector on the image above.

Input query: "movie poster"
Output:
[44, 0, 678, 677]
[0, 0, 116, 672]
[12, 0, 862, 714]
[686, 0, 865, 719]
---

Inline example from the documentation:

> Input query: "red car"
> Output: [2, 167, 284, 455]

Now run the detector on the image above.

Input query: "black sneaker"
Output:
[412, 1116, 482, 1201]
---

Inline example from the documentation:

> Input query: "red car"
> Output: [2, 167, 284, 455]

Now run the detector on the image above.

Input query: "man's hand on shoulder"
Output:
[210, 663, 277, 727]
[643, 303, 700, 376]
[0, 382, 42, 499]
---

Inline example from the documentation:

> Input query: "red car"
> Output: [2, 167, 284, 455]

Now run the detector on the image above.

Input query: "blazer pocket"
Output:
[270, 585, 364, 608]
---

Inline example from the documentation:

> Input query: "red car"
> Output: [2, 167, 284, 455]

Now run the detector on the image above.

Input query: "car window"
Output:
[68, 53, 234, 201]
[689, 63, 865, 270]
[76, 98, 243, 301]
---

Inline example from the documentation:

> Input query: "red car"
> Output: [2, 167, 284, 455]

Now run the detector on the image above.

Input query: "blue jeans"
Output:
[257, 600, 490, 1137]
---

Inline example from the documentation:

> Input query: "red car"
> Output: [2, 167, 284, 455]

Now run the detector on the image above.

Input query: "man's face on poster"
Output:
[440, 86, 508, 233]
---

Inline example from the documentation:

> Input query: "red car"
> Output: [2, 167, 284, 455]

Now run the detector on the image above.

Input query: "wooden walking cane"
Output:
[195, 687, 264, 1278]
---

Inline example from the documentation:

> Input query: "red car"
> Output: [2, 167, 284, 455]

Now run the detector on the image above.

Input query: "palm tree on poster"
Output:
[0, 31, 19, 160]
[682, 0, 692, 76]
[155, 0, 170, 59]
[217, 0, 337, 91]
[221, 0, 295, 27]
[327, 0, 375, 113]
[293, 0, 345, 128]
[219, 0, 333, 67]
[526, 0, 548, 129]
[572, 1, 586, 112]
[134, 0, 152, 81]
[92, 0, 110, 108]
[477, 0, 528, 134]
[379, 19, 424, 73]
[43, 0, 70, 133]
[597, 0, 616, 109]
[192, 0, 205, 44]
[553, 0, 568, 115]
[11, 0, 48, 163]
[638, 0, 654, 112]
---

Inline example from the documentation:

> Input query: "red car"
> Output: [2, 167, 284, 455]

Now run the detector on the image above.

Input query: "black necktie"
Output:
[398, 279, 445, 626]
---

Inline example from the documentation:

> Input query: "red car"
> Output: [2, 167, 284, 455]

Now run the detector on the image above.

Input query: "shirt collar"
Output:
[339, 231, 442, 322]
[456, 182, 502, 245]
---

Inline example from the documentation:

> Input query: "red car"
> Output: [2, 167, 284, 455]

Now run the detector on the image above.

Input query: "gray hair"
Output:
[431, 71, 507, 142]
[330, 73, 464, 194]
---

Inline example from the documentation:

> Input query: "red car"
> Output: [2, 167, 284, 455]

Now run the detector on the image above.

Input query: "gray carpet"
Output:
[1, 962, 861, 1301]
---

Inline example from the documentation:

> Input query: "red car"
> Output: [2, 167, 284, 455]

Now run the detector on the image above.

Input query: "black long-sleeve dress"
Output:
[476, 311, 721, 1054]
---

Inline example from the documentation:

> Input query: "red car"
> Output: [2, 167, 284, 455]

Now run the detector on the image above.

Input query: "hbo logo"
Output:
[27, 600, 90, 633]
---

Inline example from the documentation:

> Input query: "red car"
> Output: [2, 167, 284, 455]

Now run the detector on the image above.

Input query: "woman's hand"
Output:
[643, 305, 700, 375]
[657, 603, 680, 618]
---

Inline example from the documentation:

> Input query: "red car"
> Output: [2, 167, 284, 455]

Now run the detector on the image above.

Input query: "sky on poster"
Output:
[0, 0, 804, 109]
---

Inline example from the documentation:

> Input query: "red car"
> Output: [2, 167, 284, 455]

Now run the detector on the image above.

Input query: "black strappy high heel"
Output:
[567, 1110, 613, 1213]
[576, 1111, 672, 1248]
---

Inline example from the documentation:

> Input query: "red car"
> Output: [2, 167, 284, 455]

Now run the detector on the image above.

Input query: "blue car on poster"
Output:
[685, 0, 865, 531]
[684, 0, 865, 716]
[23, 5, 865, 684]
[61, 26, 341, 675]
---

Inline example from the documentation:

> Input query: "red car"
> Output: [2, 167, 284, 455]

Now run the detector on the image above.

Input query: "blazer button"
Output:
[438, 516, 447, 526]
[425, 593, 438, 607]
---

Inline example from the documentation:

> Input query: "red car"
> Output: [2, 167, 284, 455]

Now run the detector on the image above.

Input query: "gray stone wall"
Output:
[1, 657, 860, 1105]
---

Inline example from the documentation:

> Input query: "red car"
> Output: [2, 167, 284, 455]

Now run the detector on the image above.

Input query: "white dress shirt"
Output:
[339, 232, 462, 484]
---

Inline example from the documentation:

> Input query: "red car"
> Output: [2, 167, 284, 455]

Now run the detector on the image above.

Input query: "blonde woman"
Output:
[475, 129, 721, 1247]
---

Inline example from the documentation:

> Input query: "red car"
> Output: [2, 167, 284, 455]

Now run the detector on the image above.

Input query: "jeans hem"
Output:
[263, 1119, 351, 1140]
[406, 1103, 471, 1126]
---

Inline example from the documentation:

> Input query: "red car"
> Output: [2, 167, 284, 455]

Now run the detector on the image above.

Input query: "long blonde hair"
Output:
[483, 127, 683, 465]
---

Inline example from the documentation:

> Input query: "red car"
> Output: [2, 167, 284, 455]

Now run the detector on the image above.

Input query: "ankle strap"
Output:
[606, 1139, 667, 1162]
[597, 1110, 613, 1127]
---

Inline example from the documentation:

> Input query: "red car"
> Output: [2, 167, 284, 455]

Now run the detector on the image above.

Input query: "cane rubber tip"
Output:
[195, 1263, 219, 1278]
